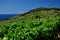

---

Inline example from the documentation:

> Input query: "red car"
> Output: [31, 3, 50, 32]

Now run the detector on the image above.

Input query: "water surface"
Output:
[0, 14, 17, 20]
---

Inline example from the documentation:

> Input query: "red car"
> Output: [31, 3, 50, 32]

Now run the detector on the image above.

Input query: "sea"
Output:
[0, 14, 17, 21]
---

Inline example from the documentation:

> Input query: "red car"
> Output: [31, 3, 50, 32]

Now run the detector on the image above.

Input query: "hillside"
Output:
[0, 8, 60, 22]
[0, 8, 60, 40]
[5, 8, 60, 21]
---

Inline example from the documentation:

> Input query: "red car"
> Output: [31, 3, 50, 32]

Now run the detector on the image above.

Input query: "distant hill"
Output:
[0, 7, 60, 40]
[0, 7, 59, 21]
[6, 7, 60, 21]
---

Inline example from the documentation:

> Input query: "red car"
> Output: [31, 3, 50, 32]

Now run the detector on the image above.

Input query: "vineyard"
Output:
[0, 8, 60, 40]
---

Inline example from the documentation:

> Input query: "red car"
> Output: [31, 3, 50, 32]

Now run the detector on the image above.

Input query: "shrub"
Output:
[0, 17, 60, 40]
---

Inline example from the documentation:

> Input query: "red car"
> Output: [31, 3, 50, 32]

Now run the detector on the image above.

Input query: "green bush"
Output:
[0, 17, 60, 40]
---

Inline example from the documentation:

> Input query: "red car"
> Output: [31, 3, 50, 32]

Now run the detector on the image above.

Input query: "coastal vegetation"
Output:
[0, 7, 60, 40]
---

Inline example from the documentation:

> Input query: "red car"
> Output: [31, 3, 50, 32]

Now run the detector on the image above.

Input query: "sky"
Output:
[0, 0, 60, 14]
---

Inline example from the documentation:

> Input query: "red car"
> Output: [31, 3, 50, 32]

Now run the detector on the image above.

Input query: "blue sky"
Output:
[0, 0, 60, 14]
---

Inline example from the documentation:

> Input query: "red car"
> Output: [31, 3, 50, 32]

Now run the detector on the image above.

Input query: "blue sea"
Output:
[0, 14, 17, 20]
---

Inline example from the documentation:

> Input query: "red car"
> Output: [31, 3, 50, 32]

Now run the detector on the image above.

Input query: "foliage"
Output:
[0, 17, 60, 40]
